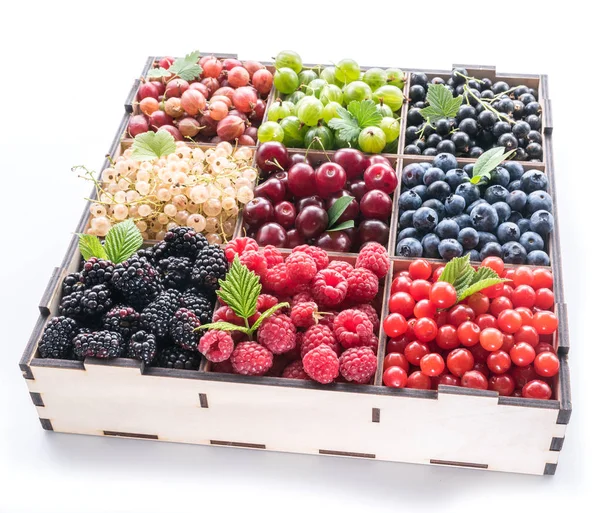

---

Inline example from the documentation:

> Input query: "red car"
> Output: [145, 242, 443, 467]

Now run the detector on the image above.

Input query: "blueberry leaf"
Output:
[216, 256, 261, 321]
[196, 321, 252, 336]
[77, 234, 107, 261]
[131, 131, 177, 161]
[471, 147, 516, 184]
[250, 302, 290, 332]
[327, 195, 355, 228]
[104, 219, 143, 263]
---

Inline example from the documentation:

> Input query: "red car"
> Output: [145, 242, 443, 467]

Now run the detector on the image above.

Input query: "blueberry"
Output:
[439, 239, 463, 261]
[497, 222, 521, 244]
[466, 199, 486, 215]
[423, 167, 445, 186]
[527, 250, 550, 266]
[508, 211, 523, 224]
[453, 214, 473, 229]
[444, 194, 466, 216]
[458, 227, 479, 250]
[464, 249, 481, 261]
[507, 180, 522, 192]
[455, 182, 481, 205]
[480, 242, 503, 259]
[427, 180, 452, 202]
[484, 185, 509, 204]
[396, 237, 423, 257]
[420, 163, 432, 170]
[402, 163, 426, 187]
[398, 227, 420, 240]
[412, 185, 428, 200]
[433, 152, 458, 172]
[413, 207, 438, 232]
[422, 199, 445, 220]
[492, 202, 512, 224]
[502, 242, 527, 264]
[399, 210, 415, 230]
[445, 169, 470, 190]
[519, 231, 544, 252]
[422, 233, 441, 259]
[463, 164, 474, 177]
[530, 210, 554, 236]
[507, 190, 527, 212]
[435, 219, 460, 239]
[489, 167, 511, 187]
[526, 191, 553, 215]
[521, 170, 548, 194]
[504, 161, 525, 181]
[399, 190, 423, 211]
[517, 218, 531, 233]
[470, 203, 499, 232]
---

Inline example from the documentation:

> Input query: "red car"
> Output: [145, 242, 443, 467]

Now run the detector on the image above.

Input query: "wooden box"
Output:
[20, 61, 571, 476]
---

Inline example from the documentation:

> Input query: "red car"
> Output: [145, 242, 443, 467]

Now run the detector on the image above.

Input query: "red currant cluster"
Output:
[382, 257, 559, 399]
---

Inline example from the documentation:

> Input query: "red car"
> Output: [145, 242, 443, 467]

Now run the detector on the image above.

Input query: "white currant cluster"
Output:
[84, 142, 256, 244]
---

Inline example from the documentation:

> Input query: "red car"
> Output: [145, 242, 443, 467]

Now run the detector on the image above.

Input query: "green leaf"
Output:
[77, 234, 107, 261]
[147, 68, 170, 79]
[169, 51, 202, 81]
[328, 107, 360, 143]
[471, 147, 516, 184]
[438, 254, 471, 285]
[130, 131, 177, 161]
[347, 100, 383, 129]
[457, 266, 507, 301]
[420, 84, 463, 124]
[196, 321, 252, 335]
[327, 195, 355, 228]
[216, 256, 261, 321]
[250, 302, 290, 332]
[454, 267, 475, 299]
[104, 220, 144, 264]
[326, 220, 355, 232]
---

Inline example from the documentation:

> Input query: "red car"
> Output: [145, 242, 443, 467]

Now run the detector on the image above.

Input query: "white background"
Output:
[0, 1, 596, 511]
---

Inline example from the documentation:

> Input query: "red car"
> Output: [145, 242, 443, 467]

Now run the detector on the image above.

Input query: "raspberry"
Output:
[346, 268, 379, 302]
[282, 360, 309, 380]
[292, 245, 328, 270]
[263, 263, 290, 295]
[301, 324, 339, 358]
[292, 291, 313, 305]
[355, 304, 380, 333]
[290, 301, 319, 328]
[339, 347, 377, 383]
[230, 342, 273, 375]
[334, 309, 374, 349]
[257, 314, 296, 354]
[302, 345, 339, 384]
[356, 242, 390, 279]
[198, 330, 235, 362]
[257, 294, 279, 312]
[285, 252, 317, 283]
[319, 314, 336, 332]
[224, 237, 259, 263]
[239, 250, 268, 277]
[327, 260, 353, 279]
[311, 269, 348, 307]
[212, 305, 229, 323]
[262, 245, 284, 267]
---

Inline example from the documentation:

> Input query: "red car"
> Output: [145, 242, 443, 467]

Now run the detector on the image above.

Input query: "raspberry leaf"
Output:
[458, 267, 508, 301]
[77, 234, 107, 261]
[438, 254, 471, 285]
[104, 220, 144, 264]
[471, 147, 516, 184]
[327, 195, 355, 228]
[196, 321, 252, 336]
[216, 256, 261, 321]
[420, 84, 463, 125]
[250, 302, 290, 332]
[131, 131, 177, 161]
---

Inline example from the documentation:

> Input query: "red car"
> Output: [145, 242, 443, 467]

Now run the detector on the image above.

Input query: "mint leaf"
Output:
[347, 100, 383, 129]
[104, 220, 143, 263]
[169, 51, 202, 81]
[326, 220, 354, 232]
[196, 321, 252, 336]
[78, 234, 107, 261]
[438, 254, 471, 284]
[328, 107, 360, 143]
[420, 84, 463, 124]
[250, 303, 290, 332]
[458, 267, 507, 301]
[131, 131, 177, 161]
[327, 195, 355, 228]
[147, 68, 170, 79]
[471, 147, 516, 184]
[216, 256, 261, 320]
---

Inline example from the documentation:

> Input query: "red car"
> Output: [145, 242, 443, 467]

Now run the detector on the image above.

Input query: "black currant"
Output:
[525, 142, 543, 159]
[519, 93, 536, 105]
[492, 121, 512, 138]
[437, 139, 456, 154]
[407, 108, 424, 126]
[451, 131, 470, 151]
[410, 85, 427, 102]
[411, 72, 428, 87]
[436, 118, 452, 136]
[404, 144, 422, 155]
[427, 134, 443, 148]
[478, 110, 497, 129]
[523, 101, 541, 117]
[431, 77, 445, 85]
[512, 121, 531, 138]
[457, 105, 477, 122]
[526, 114, 541, 130]
[497, 98, 515, 114]
[492, 81, 510, 94]
[459, 118, 478, 137]
[527, 131, 543, 144]
[405, 125, 419, 142]
[498, 133, 519, 151]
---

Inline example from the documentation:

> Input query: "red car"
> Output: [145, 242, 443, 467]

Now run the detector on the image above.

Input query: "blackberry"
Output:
[38, 316, 79, 359]
[140, 289, 182, 338]
[191, 245, 228, 290]
[62, 273, 84, 296]
[157, 256, 192, 290]
[72, 330, 124, 359]
[155, 346, 200, 370]
[169, 308, 201, 350]
[180, 291, 214, 325]
[102, 304, 141, 340]
[80, 258, 115, 287]
[81, 284, 113, 316]
[110, 255, 163, 310]
[155, 227, 208, 261]
[127, 330, 157, 365]
[59, 289, 85, 317]
[136, 246, 157, 261]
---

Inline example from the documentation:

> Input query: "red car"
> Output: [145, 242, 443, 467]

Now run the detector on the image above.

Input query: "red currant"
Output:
[473, 361, 490, 377]
[387, 335, 412, 354]
[406, 318, 417, 339]
[470, 343, 490, 363]
[430, 281, 457, 308]
[432, 266, 444, 281]
[436, 324, 459, 350]
[383, 313, 408, 338]
[436, 373, 460, 387]
[500, 334, 515, 353]
[461, 370, 488, 390]
[503, 268, 516, 285]
[534, 288, 554, 310]
[522, 379, 552, 400]
[391, 275, 412, 294]
[383, 366, 408, 388]
[514, 325, 539, 347]
[487, 350, 512, 374]
[399, 271, 411, 278]
[534, 352, 560, 377]
[481, 256, 504, 276]
[515, 307, 534, 326]
[511, 365, 537, 388]
[435, 310, 449, 326]
[502, 285, 514, 301]
[479, 328, 504, 351]
[406, 371, 432, 389]
[457, 321, 480, 347]
[489, 374, 516, 396]
[497, 309, 522, 333]
[414, 299, 437, 318]
[408, 259, 432, 280]
[533, 311, 558, 335]
[532, 268, 553, 290]
[389, 292, 415, 317]
[447, 348, 474, 377]
[410, 279, 432, 301]
[513, 266, 534, 287]
[404, 341, 430, 366]
[482, 282, 504, 298]
[384, 352, 409, 372]
[535, 342, 556, 355]
[413, 317, 438, 342]
[510, 342, 536, 367]
[476, 313, 497, 330]
[448, 304, 475, 326]
[489, 296, 513, 317]
[467, 292, 489, 315]
[420, 353, 445, 377]
[512, 285, 536, 308]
